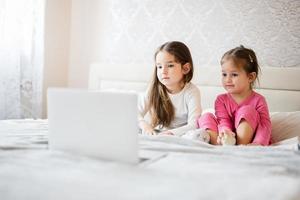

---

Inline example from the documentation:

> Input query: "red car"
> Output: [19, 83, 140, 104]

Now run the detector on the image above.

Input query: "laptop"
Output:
[47, 88, 140, 164]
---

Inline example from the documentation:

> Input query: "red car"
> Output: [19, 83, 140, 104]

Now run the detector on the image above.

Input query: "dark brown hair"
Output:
[221, 45, 260, 87]
[148, 41, 194, 128]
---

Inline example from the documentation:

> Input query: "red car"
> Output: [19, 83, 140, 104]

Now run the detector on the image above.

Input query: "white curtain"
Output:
[0, 0, 45, 119]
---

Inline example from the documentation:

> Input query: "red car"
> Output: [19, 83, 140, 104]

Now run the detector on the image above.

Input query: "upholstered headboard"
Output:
[89, 63, 300, 112]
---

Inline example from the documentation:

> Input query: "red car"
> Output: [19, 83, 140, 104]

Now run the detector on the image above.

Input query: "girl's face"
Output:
[221, 59, 255, 95]
[155, 51, 189, 93]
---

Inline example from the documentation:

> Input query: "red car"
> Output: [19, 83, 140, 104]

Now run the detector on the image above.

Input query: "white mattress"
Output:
[0, 119, 300, 200]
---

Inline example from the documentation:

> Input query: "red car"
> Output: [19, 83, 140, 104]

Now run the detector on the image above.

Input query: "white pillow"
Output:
[271, 111, 300, 143]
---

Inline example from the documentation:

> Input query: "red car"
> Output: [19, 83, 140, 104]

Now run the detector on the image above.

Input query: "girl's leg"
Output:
[197, 113, 219, 145]
[236, 120, 254, 145]
[235, 105, 259, 145]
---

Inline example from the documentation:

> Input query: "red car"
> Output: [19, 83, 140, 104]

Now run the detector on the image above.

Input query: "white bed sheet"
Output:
[0, 119, 300, 200]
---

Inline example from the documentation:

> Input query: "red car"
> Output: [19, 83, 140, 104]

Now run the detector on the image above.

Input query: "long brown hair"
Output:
[148, 41, 194, 128]
[221, 45, 260, 88]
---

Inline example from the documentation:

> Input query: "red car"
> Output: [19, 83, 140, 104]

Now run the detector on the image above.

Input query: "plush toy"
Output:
[221, 133, 236, 146]
[182, 128, 210, 143]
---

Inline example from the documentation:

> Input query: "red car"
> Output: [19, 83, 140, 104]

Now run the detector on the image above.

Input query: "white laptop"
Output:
[47, 88, 140, 164]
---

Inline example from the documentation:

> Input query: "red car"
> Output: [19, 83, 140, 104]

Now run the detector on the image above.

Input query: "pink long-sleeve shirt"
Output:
[215, 91, 272, 145]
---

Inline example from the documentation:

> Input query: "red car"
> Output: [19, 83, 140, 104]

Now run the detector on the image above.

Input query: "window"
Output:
[0, 0, 45, 119]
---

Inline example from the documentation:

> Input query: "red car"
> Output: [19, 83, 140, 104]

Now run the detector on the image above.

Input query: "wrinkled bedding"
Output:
[0, 119, 300, 200]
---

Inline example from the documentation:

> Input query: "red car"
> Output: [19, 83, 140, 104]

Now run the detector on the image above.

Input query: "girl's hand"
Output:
[217, 130, 236, 145]
[141, 122, 156, 135]
[217, 133, 223, 145]
[223, 129, 236, 137]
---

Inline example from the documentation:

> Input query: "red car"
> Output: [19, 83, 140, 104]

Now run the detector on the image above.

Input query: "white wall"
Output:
[68, 0, 108, 88]
[43, 0, 71, 118]
[67, 0, 300, 89]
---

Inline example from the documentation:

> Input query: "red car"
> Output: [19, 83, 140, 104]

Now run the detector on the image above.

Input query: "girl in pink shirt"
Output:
[198, 45, 271, 146]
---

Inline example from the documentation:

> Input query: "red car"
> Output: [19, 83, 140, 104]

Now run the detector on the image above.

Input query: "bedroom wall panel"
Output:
[96, 0, 300, 68]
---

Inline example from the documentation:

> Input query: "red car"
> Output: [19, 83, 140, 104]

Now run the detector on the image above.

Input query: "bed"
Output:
[1, 63, 300, 200]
